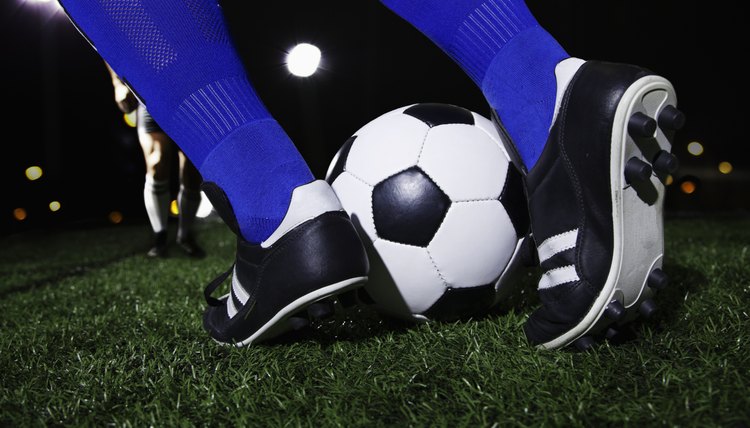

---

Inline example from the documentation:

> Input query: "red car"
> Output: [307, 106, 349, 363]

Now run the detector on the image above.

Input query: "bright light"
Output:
[665, 175, 674, 186]
[28, 0, 62, 11]
[718, 162, 733, 175]
[109, 211, 123, 224]
[124, 111, 137, 128]
[196, 191, 214, 218]
[13, 208, 27, 221]
[680, 181, 696, 194]
[49, 201, 61, 212]
[170, 200, 179, 216]
[25, 166, 43, 181]
[286, 43, 321, 77]
[687, 142, 704, 156]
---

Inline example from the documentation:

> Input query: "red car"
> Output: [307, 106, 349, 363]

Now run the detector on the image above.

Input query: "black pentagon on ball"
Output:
[372, 167, 450, 247]
[422, 284, 496, 321]
[499, 163, 530, 238]
[404, 103, 475, 128]
[325, 135, 357, 184]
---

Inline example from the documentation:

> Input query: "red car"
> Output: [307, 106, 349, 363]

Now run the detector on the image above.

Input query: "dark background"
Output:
[1, 0, 747, 235]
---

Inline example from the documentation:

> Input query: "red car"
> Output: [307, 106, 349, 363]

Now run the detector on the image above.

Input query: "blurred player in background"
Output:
[106, 64, 205, 258]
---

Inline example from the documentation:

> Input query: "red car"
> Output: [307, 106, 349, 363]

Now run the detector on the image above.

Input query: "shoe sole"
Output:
[540, 75, 679, 350]
[214, 276, 367, 347]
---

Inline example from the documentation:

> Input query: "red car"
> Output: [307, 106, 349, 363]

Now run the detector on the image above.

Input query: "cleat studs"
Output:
[337, 290, 358, 308]
[307, 301, 334, 320]
[288, 316, 309, 331]
[629, 112, 657, 138]
[639, 299, 658, 318]
[605, 300, 626, 321]
[648, 269, 669, 290]
[658, 105, 686, 131]
[653, 151, 680, 175]
[357, 288, 376, 305]
[574, 336, 597, 351]
[625, 157, 653, 184]
[605, 327, 620, 340]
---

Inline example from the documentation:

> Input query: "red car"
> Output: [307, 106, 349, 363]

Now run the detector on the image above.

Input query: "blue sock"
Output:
[381, 0, 569, 169]
[59, 0, 313, 243]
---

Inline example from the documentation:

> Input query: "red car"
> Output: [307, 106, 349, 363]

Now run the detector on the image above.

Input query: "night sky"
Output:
[1, 0, 747, 235]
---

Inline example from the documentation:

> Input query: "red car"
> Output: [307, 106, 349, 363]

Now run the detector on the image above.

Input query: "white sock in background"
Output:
[144, 175, 170, 234]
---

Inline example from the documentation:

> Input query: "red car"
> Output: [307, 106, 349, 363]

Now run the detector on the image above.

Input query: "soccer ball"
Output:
[326, 103, 529, 322]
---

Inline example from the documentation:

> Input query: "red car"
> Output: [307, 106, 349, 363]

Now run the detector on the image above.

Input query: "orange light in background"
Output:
[123, 111, 137, 128]
[680, 181, 696, 194]
[170, 200, 179, 216]
[49, 201, 61, 212]
[687, 142, 704, 156]
[718, 162, 733, 174]
[109, 211, 123, 224]
[25, 166, 43, 181]
[13, 208, 27, 221]
[665, 175, 674, 186]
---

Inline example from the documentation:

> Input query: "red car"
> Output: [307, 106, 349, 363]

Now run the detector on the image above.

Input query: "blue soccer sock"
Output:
[59, 0, 313, 243]
[381, 0, 569, 169]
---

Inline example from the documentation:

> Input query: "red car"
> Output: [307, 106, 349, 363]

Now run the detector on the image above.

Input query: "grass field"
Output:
[1, 218, 748, 426]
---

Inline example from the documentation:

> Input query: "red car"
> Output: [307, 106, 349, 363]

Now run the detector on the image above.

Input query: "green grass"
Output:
[1, 219, 748, 426]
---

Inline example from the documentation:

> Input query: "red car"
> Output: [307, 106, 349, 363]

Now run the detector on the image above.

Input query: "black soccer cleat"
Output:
[177, 233, 206, 258]
[201, 180, 369, 347]
[494, 59, 681, 350]
[147, 230, 169, 258]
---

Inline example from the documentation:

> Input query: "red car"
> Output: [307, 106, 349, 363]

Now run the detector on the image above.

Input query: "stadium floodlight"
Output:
[286, 43, 321, 77]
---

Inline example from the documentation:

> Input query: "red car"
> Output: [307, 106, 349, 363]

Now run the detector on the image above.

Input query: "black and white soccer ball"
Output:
[326, 103, 529, 322]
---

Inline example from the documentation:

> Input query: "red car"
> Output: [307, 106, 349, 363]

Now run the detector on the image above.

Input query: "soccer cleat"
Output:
[201, 180, 369, 347]
[177, 233, 206, 258]
[147, 230, 169, 258]
[498, 59, 681, 350]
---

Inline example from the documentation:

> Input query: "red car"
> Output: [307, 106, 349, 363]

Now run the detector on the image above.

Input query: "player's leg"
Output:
[176, 151, 205, 258]
[59, 0, 368, 346]
[381, 0, 683, 349]
[138, 106, 171, 258]
[380, 0, 567, 169]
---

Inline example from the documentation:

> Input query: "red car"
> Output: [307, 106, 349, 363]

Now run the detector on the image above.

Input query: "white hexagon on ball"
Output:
[428, 201, 517, 288]
[344, 114, 429, 186]
[418, 124, 508, 201]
